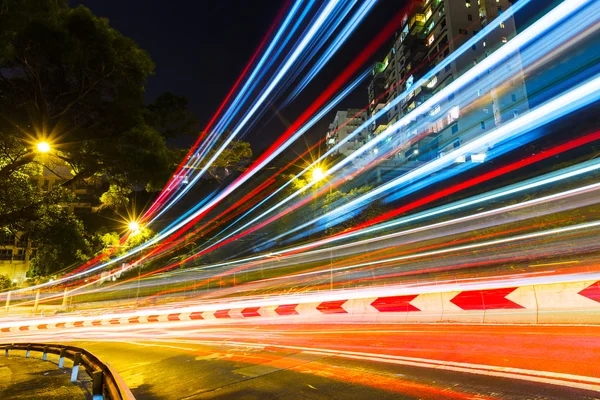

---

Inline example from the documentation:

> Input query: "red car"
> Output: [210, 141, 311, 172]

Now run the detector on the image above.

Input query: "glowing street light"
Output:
[36, 141, 51, 153]
[128, 220, 141, 233]
[311, 167, 325, 182]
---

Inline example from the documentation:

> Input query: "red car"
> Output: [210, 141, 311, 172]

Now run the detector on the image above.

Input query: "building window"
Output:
[500, 22, 505, 28]
[468, 14, 472, 21]
[480, 121, 486, 129]
[483, 41, 486, 47]
[502, 36, 507, 43]
[426, 76, 438, 88]
[459, 29, 468, 34]
[511, 93, 517, 102]
[466, 0, 471, 7]
[445, 64, 451, 72]
[471, 44, 476, 51]
[498, 7, 503, 13]
[451, 124, 459, 134]
[427, 34, 435, 46]
[425, 8, 432, 20]
[447, 106, 460, 123]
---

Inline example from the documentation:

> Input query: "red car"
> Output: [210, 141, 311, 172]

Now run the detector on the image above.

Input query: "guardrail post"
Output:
[70, 352, 81, 383]
[58, 348, 66, 369]
[33, 289, 40, 312]
[25, 344, 31, 358]
[42, 346, 49, 361]
[4, 345, 10, 357]
[91, 370, 104, 400]
[62, 288, 68, 308]
[4, 291, 10, 311]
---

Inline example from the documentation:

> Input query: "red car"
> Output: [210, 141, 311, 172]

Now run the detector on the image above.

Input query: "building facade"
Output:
[326, 108, 368, 158]
[363, 0, 529, 177]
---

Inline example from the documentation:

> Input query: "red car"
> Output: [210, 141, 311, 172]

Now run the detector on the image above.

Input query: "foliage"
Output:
[0, 0, 173, 276]
[145, 92, 199, 139]
[321, 185, 386, 236]
[169, 140, 252, 183]
[0, 274, 12, 290]
[0, 0, 170, 222]
[27, 206, 92, 277]
[99, 184, 131, 211]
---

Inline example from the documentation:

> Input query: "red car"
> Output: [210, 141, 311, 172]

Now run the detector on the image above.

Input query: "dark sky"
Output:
[71, 1, 405, 154]
[70, 1, 548, 156]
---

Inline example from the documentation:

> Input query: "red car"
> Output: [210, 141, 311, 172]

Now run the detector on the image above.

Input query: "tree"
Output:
[145, 92, 199, 139]
[0, 0, 171, 225]
[0, 0, 173, 276]
[169, 139, 252, 183]
[0, 274, 12, 290]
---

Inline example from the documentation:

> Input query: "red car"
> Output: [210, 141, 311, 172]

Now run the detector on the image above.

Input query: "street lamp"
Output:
[311, 167, 325, 182]
[128, 220, 141, 234]
[36, 141, 51, 153]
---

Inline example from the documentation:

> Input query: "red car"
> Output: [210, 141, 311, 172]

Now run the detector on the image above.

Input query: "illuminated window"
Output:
[427, 34, 435, 46]
[483, 40, 486, 47]
[426, 8, 432, 20]
[466, 0, 471, 7]
[502, 36, 507, 43]
[500, 22, 505, 28]
[430, 104, 441, 116]
[426, 76, 438, 88]
[427, 20, 435, 33]
[447, 106, 460, 123]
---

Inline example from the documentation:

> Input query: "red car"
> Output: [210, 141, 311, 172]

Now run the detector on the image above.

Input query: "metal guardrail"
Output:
[0, 343, 135, 400]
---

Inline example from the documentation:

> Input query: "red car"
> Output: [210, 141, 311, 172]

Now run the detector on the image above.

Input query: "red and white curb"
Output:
[2, 279, 600, 333]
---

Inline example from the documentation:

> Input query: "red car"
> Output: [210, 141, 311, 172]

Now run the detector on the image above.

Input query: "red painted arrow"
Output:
[242, 307, 261, 317]
[371, 295, 420, 312]
[73, 321, 84, 327]
[1, 327, 9, 333]
[167, 314, 181, 321]
[451, 287, 524, 310]
[147, 315, 159, 323]
[275, 304, 299, 316]
[56, 322, 66, 328]
[37, 324, 48, 330]
[189, 312, 204, 320]
[317, 300, 347, 314]
[214, 309, 231, 318]
[19, 326, 29, 331]
[128, 317, 140, 324]
[91, 321, 102, 327]
[579, 281, 600, 303]
[109, 318, 120, 325]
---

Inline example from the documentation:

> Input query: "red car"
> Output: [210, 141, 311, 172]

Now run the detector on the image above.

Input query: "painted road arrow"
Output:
[317, 300, 348, 314]
[451, 287, 525, 310]
[241, 307, 261, 317]
[275, 304, 299, 316]
[579, 281, 600, 303]
[371, 295, 420, 312]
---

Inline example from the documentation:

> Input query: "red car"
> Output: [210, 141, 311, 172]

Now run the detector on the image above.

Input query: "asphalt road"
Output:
[42, 323, 600, 400]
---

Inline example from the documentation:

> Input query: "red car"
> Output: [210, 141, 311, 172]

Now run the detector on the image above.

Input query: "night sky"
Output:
[70, 1, 406, 154]
[71, 1, 550, 155]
